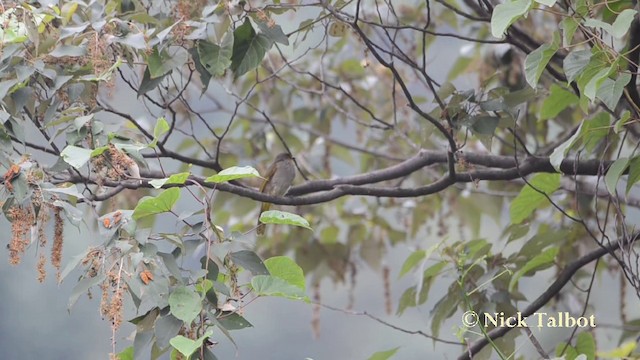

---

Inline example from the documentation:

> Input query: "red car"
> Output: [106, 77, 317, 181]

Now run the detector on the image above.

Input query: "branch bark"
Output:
[53, 150, 618, 205]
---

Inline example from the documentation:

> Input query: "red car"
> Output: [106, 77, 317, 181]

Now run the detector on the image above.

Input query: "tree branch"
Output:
[51, 150, 619, 204]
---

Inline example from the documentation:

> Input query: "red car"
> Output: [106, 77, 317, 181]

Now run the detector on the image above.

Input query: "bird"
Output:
[256, 152, 296, 236]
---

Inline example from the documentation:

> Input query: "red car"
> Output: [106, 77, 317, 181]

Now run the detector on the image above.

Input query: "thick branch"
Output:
[52, 150, 617, 204]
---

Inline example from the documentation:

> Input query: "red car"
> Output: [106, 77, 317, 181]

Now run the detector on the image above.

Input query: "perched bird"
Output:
[256, 152, 296, 236]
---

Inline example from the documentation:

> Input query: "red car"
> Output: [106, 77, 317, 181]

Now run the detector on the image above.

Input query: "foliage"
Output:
[1, 0, 640, 359]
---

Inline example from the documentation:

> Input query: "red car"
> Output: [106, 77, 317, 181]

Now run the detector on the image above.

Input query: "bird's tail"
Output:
[256, 202, 271, 236]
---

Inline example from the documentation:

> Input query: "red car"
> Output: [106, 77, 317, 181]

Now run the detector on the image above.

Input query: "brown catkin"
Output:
[37, 205, 50, 248]
[8, 206, 34, 265]
[36, 254, 46, 283]
[109, 286, 124, 331]
[100, 281, 110, 319]
[383, 265, 392, 315]
[311, 282, 321, 339]
[51, 207, 64, 276]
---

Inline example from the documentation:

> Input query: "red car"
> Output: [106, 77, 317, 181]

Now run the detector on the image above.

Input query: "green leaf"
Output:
[90, 146, 110, 157]
[540, 84, 579, 119]
[197, 37, 233, 77]
[614, 111, 632, 133]
[509, 247, 558, 290]
[550, 121, 584, 171]
[584, 18, 612, 33]
[190, 46, 212, 92]
[10, 173, 31, 203]
[116, 347, 134, 360]
[205, 166, 260, 183]
[598, 342, 637, 358]
[398, 250, 426, 278]
[251, 275, 309, 300]
[49, 44, 86, 57]
[231, 18, 272, 77]
[195, 279, 213, 297]
[200, 256, 220, 282]
[470, 115, 499, 135]
[503, 87, 537, 107]
[169, 330, 213, 358]
[60, 145, 93, 169]
[160, 251, 184, 280]
[68, 273, 107, 309]
[149, 172, 191, 189]
[625, 156, 640, 195]
[128, 12, 160, 25]
[447, 56, 472, 81]
[155, 313, 183, 346]
[596, 73, 631, 111]
[611, 9, 637, 38]
[582, 112, 610, 152]
[524, 39, 558, 88]
[168, 286, 202, 324]
[133, 188, 180, 220]
[153, 21, 180, 43]
[59, 249, 90, 283]
[576, 53, 609, 101]
[574, 0, 588, 16]
[490, 0, 533, 38]
[117, 32, 147, 49]
[149, 117, 169, 148]
[560, 17, 579, 47]
[586, 9, 637, 38]
[605, 157, 630, 194]
[130, 307, 159, 327]
[210, 316, 238, 350]
[563, 50, 591, 83]
[518, 228, 567, 257]
[575, 332, 596, 360]
[339, 59, 367, 79]
[264, 256, 305, 290]
[74, 114, 94, 130]
[368, 347, 400, 360]
[167, 173, 191, 185]
[0, 9, 28, 44]
[138, 67, 170, 97]
[556, 343, 579, 359]
[397, 261, 447, 315]
[254, 18, 289, 45]
[397, 288, 420, 315]
[216, 313, 253, 330]
[467, 115, 499, 149]
[229, 250, 269, 275]
[479, 99, 506, 112]
[510, 173, 561, 224]
[583, 67, 610, 101]
[259, 210, 312, 230]
[148, 48, 169, 79]
[430, 289, 459, 337]
[0, 79, 19, 99]
[424, 261, 447, 280]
